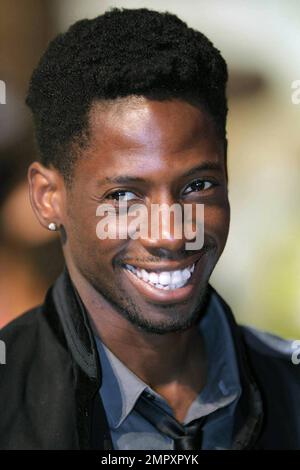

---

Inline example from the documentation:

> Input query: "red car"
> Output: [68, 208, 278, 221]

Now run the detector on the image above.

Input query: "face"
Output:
[31, 96, 230, 334]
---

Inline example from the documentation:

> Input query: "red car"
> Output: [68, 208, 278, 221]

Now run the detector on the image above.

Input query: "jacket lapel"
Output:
[52, 267, 113, 449]
[210, 287, 264, 449]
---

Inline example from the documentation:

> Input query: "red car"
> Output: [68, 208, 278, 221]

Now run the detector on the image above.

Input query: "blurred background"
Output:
[0, 0, 299, 337]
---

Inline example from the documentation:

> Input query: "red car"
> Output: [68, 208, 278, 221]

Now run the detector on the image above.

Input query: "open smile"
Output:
[121, 249, 211, 304]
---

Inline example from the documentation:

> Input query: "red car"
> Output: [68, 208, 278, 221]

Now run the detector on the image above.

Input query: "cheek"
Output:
[65, 203, 129, 272]
[204, 202, 230, 247]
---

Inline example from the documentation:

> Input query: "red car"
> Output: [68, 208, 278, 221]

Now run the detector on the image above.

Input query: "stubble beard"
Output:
[84, 266, 211, 335]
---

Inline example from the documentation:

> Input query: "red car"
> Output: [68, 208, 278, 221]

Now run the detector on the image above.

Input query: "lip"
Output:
[120, 247, 211, 273]
[120, 248, 212, 304]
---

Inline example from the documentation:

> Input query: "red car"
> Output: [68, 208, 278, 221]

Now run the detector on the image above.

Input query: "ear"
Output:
[28, 162, 65, 231]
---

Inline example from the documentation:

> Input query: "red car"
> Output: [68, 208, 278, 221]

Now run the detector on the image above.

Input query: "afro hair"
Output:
[26, 7, 228, 182]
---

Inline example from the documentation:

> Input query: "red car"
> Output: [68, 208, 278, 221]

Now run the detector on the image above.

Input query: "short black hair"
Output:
[26, 7, 228, 183]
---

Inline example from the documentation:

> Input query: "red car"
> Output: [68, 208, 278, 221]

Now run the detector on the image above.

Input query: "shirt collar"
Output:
[184, 293, 241, 423]
[95, 337, 151, 428]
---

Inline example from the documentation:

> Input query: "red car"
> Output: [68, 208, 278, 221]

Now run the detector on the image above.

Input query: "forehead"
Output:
[88, 96, 219, 151]
[76, 96, 223, 180]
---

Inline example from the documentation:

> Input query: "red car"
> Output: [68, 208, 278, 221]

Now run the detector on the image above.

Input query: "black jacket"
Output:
[0, 269, 299, 449]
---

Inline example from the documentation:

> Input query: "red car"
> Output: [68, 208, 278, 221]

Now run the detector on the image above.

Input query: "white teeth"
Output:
[124, 262, 196, 290]
[171, 270, 183, 284]
[141, 269, 149, 282]
[182, 268, 191, 281]
[174, 282, 183, 289]
[158, 272, 171, 285]
[149, 272, 159, 284]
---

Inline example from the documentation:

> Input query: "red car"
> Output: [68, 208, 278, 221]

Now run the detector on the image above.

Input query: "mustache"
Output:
[115, 240, 217, 266]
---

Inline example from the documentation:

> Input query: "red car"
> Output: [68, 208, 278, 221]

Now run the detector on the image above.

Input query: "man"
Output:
[0, 8, 299, 450]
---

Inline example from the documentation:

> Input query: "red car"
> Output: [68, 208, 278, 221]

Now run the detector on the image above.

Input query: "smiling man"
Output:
[0, 8, 299, 450]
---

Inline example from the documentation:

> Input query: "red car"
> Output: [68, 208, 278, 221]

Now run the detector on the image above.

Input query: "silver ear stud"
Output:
[48, 222, 57, 231]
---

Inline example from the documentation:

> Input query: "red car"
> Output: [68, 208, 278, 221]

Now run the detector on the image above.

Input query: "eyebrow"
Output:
[181, 161, 223, 178]
[97, 161, 223, 187]
[97, 175, 148, 186]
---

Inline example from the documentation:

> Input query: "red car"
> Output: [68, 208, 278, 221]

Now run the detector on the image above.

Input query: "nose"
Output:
[140, 226, 186, 254]
[137, 195, 193, 255]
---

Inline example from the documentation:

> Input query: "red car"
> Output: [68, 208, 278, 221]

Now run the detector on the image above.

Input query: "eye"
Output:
[183, 179, 216, 195]
[106, 190, 138, 202]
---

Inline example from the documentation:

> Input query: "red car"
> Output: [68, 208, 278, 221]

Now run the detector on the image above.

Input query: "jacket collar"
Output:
[50, 267, 264, 449]
[210, 286, 264, 449]
[52, 267, 100, 382]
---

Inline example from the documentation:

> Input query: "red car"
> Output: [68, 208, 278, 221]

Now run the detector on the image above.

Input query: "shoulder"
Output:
[240, 324, 300, 389]
[0, 305, 43, 359]
[239, 325, 300, 447]
[0, 287, 69, 373]
[210, 285, 299, 368]
[0, 306, 43, 396]
[0, 287, 78, 449]
[210, 286, 300, 385]
[241, 325, 298, 361]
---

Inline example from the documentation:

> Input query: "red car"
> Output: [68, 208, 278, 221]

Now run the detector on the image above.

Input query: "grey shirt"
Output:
[95, 292, 241, 450]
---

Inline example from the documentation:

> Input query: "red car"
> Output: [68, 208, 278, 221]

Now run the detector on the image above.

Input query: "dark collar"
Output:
[52, 267, 100, 382]
[209, 286, 264, 449]
[50, 267, 264, 449]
